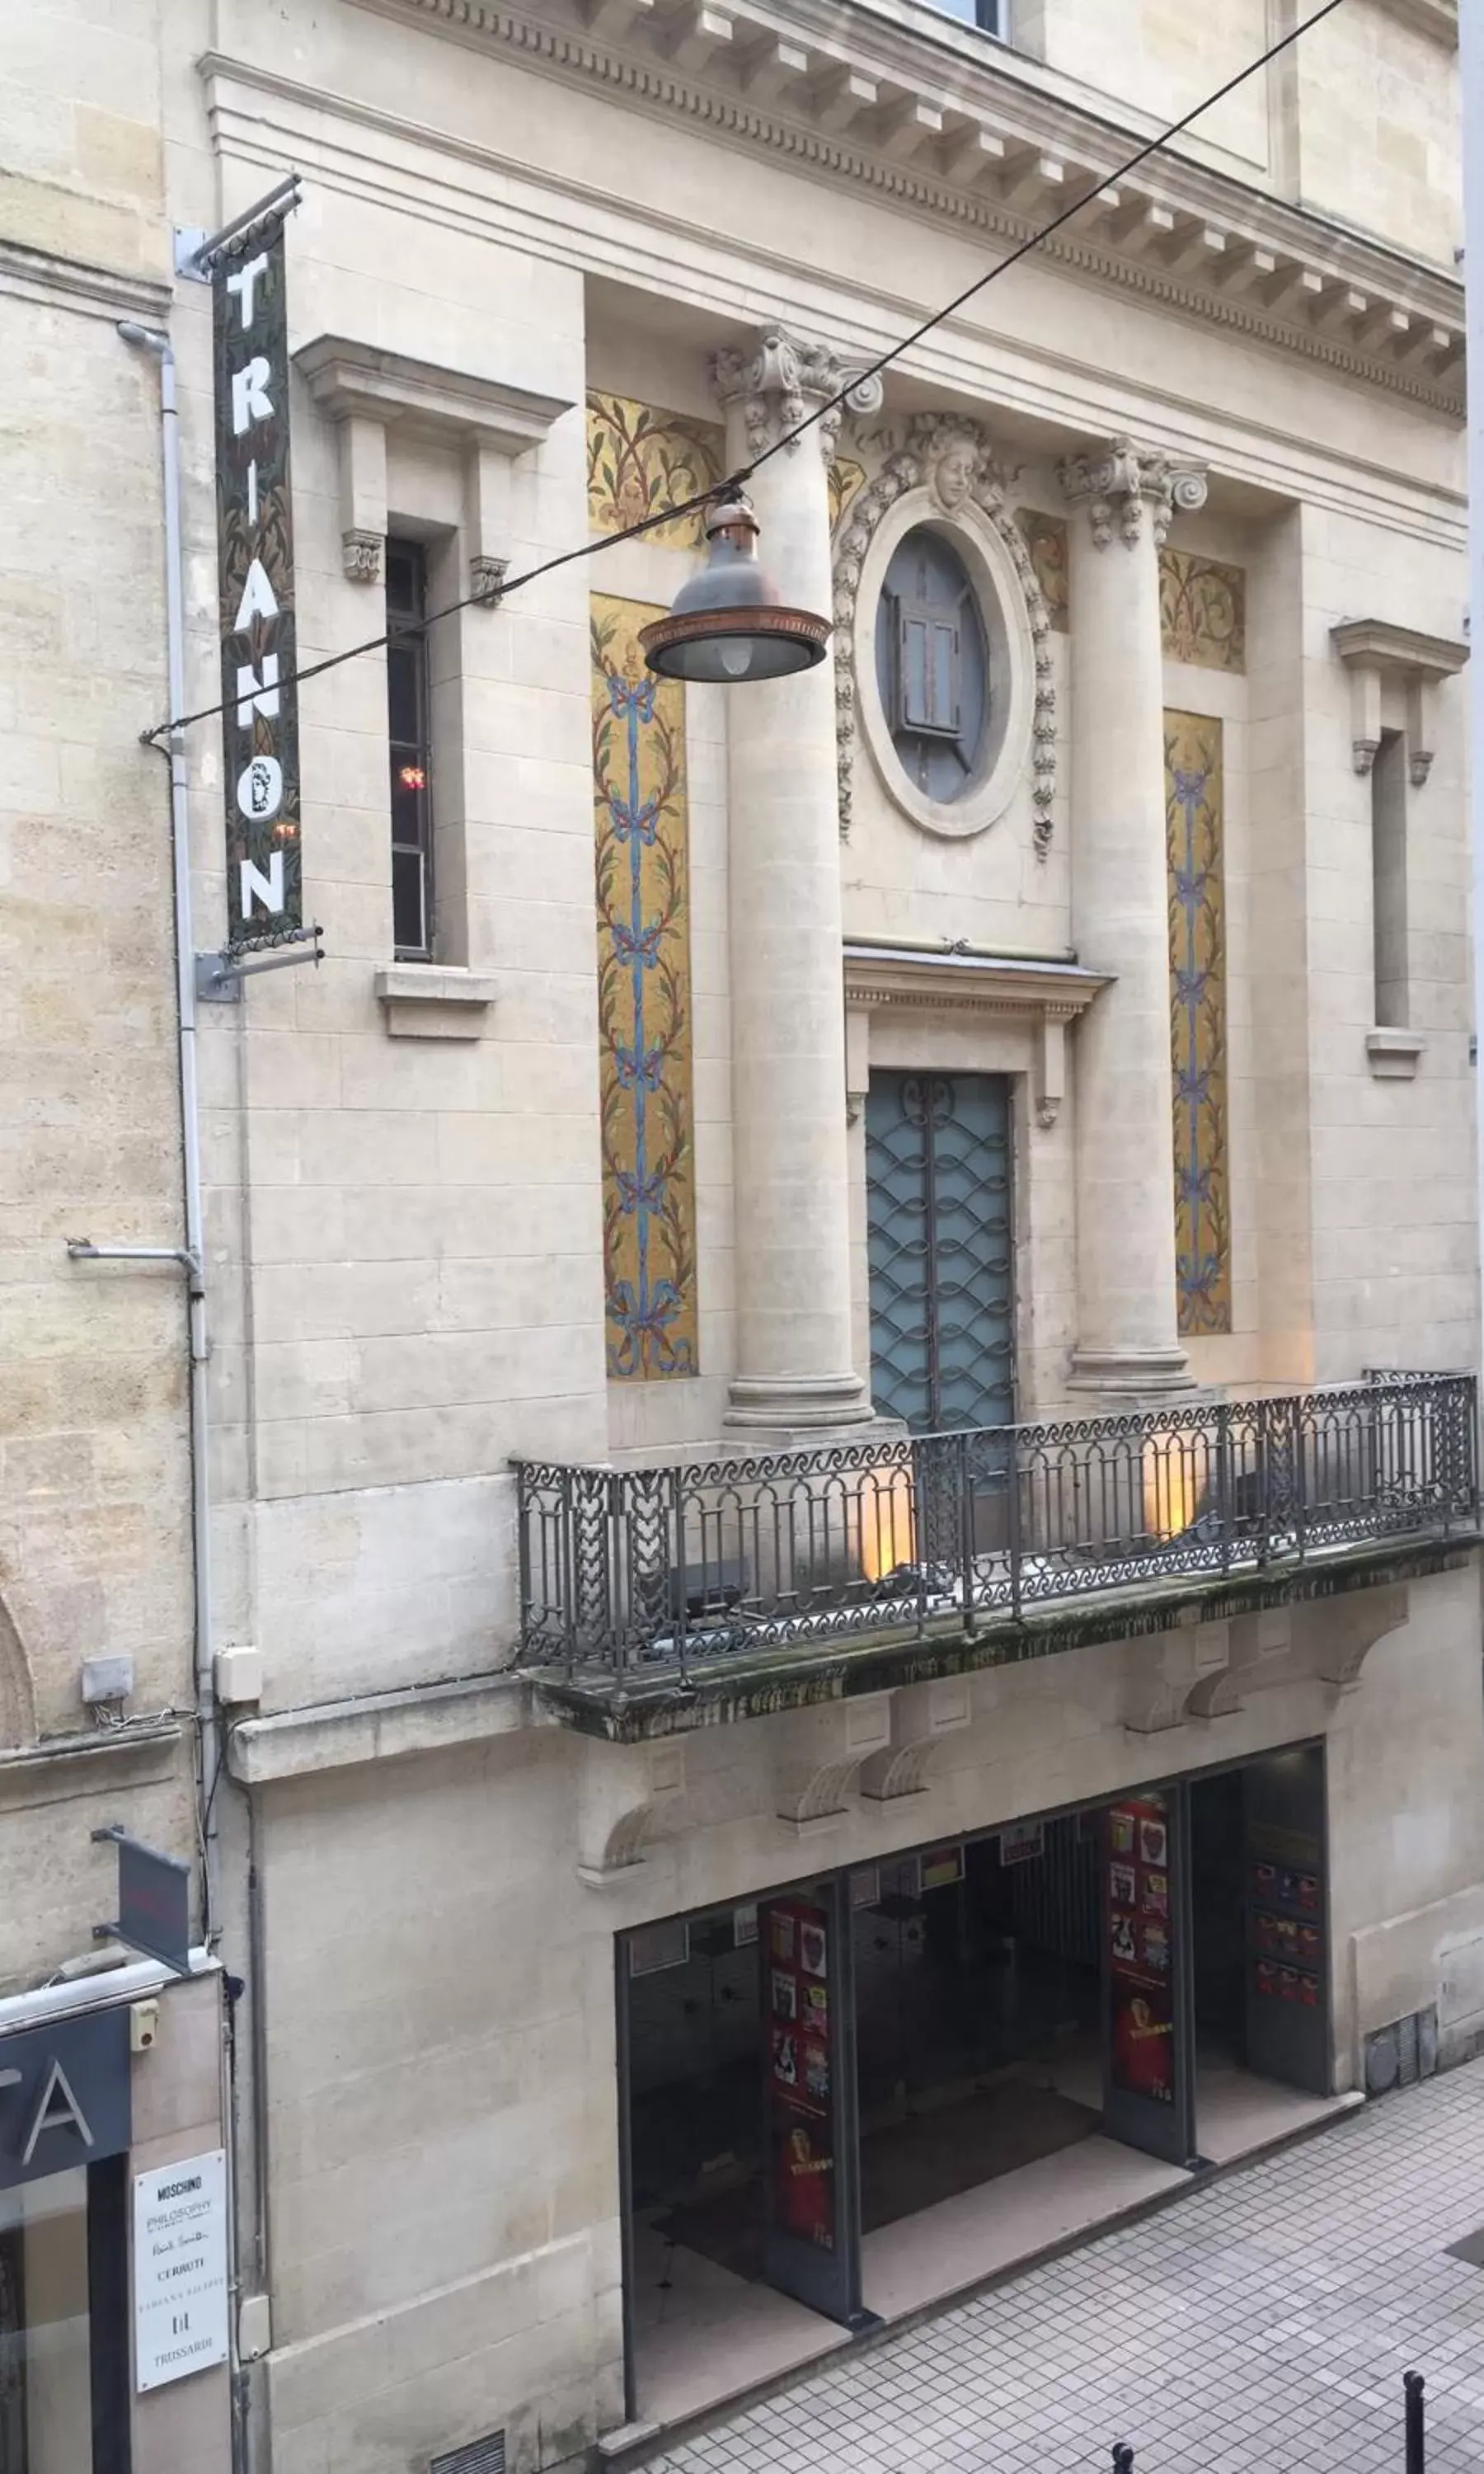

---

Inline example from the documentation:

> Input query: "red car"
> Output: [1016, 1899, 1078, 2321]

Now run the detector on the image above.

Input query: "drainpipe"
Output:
[1463, 12, 1484, 1457]
[117, 321, 221, 1941]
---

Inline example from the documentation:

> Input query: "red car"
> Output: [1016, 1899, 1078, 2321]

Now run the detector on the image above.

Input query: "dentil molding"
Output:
[340, 0, 1464, 412]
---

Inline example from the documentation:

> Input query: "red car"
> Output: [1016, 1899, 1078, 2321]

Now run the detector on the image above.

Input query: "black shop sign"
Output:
[0, 2009, 131, 2193]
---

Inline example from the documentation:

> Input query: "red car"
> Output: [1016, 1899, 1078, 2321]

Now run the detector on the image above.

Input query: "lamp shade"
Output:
[639, 492, 831, 683]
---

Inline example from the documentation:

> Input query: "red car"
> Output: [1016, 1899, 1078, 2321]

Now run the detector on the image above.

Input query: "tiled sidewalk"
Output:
[649, 2062, 1484, 2474]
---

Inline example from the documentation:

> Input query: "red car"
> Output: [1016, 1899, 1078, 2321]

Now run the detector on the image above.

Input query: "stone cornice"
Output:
[1381, 0, 1457, 47]
[345, 0, 1464, 412]
[0, 236, 172, 327]
[843, 943, 1109, 1128]
[1330, 618, 1470, 681]
[228, 1672, 530, 1782]
[843, 943, 1108, 1020]
[294, 333, 572, 449]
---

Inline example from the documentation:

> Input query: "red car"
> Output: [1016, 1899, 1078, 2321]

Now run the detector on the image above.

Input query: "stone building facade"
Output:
[1, 0, 1478, 2470]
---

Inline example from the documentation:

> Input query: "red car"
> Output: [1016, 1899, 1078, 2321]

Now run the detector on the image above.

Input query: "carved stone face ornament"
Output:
[929, 431, 979, 515]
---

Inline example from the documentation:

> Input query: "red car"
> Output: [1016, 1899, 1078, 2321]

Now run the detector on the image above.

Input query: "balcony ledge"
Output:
[528, 1529, 1479, 1743]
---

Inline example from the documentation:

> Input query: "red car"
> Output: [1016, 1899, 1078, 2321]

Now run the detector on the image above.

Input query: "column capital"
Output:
[1055, 436, 1208, 550]
[711, 325, 884, 463]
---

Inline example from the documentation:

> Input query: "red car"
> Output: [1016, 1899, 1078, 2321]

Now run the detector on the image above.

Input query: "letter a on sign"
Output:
[211, 200, 302, 950]
[21, 2060, 96, 2166]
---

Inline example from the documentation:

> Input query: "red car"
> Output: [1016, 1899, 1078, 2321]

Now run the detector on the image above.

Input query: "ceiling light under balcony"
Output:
[639, 491, 830, 684]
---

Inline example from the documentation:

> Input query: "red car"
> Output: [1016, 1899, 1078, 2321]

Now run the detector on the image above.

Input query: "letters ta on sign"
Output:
[212, 214, 303, 951]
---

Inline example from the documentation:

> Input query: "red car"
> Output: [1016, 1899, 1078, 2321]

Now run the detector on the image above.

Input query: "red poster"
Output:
[1107, 1794, 1176, 2105]
[763, 1898, 838, 2253]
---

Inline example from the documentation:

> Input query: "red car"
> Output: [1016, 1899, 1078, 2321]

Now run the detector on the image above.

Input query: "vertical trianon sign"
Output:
[211, 210, 302, 948]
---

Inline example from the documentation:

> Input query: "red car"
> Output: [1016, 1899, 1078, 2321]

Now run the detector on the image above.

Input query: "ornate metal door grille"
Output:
[864, 1070, 1014, 1432]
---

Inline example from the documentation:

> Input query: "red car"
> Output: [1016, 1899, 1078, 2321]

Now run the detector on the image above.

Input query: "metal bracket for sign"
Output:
[173, 172, 303, 285]
[195, 924, 325, 1004]
[91, 1824, 193, 1977]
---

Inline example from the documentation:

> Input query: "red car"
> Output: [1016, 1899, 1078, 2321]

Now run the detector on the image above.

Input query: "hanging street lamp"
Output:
[639, 489, 830, 683]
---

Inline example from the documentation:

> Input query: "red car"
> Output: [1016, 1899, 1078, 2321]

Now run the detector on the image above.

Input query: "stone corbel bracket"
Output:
[575, 1737, 687, 1884]
[1300, 1583, 1410, 1695]
[773, 1694, 892, 1831]
[1123, 1616, 1232, 1734]
[858, 1676, 972, 1800]
[294, 333, 572, 592]
[1331, 617, 1468, 785]
[843, 943, 1109, 1131]
[1178, 1610, 1293, 1722]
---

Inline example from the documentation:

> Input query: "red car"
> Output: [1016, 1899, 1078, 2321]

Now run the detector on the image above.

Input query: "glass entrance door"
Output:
[864, 1071, 1014, 1432]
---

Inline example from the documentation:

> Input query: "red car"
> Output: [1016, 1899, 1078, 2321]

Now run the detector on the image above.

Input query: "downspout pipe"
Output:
[1463, 15, 1484, 1428]
[118, 320, 220, 1944]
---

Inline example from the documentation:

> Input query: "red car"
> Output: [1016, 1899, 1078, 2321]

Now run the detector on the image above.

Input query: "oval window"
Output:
[874, 527, 988, 804]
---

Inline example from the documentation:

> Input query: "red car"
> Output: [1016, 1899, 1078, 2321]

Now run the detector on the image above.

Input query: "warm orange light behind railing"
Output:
[859, 1465, 916, 1583]
[1142, 1432, 1201, 1543]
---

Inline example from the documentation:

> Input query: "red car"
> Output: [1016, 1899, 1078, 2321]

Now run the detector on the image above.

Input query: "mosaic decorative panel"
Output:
[592, 595, 698, 1380]
[829, 458, 866, 533]
[1167, 711, 1231, 1337]
[1159, 549, 1247, 673]
[1015, 509, 1069, 632]
[587, 393, 724, 549]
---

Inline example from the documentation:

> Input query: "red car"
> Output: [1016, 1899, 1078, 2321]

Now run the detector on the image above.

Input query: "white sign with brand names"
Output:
[133, 2147, 229, 2392]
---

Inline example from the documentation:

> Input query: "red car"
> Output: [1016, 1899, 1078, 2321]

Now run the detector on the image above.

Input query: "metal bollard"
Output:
[1405, 2371, 1425, 2474]
[1112, 2446, 1134, 2474]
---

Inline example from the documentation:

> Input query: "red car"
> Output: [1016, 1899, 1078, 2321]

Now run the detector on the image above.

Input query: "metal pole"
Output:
[1463, 2, 1484, 1428]
[118, 322, 220, 1941]
[1405, 2369, 1425, 2474]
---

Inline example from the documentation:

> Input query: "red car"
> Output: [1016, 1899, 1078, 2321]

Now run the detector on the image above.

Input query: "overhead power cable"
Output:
[146, 0, 1350, 743]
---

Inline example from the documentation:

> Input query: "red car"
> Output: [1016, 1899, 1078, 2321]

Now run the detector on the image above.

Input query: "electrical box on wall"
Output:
[214, 1644, 263, 1705]
[129, 2000, 159, 2054]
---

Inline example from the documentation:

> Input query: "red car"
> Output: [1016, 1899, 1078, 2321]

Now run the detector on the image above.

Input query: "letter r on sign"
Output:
[232, 358, 275, 436]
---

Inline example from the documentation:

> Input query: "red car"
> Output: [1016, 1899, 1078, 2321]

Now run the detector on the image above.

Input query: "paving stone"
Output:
[657, 2062, 1484, 2472]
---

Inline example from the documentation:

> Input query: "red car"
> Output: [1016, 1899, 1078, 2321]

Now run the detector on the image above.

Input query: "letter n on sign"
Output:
[212, 214, 302, 948]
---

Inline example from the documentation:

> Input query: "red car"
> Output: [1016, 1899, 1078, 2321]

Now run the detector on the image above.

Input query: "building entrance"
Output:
[851, 1824, 1102, 2233]
[617, 1743, 1335, 2429]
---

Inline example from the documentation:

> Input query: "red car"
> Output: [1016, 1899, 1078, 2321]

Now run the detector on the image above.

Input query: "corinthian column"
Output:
[711, 328, 881, 1431]
[1056, 439, 1208, 1399]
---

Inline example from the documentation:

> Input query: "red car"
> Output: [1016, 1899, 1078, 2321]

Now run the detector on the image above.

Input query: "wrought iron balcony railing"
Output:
[515, 1372, 1478, 1684]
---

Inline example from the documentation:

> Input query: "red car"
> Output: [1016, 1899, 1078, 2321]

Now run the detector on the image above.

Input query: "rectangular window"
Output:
[896, 608, 961, 738]
[916, 0, 1004, 34]
[1371, 728, 1408, 1028]
[386, 541, 434, 960]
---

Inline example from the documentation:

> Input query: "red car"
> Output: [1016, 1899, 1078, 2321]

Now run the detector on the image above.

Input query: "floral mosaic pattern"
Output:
[1015, 509, 1069, 633]
[829, 458, 867, 533]
[592, 595, 698, 1380]
[1159, 549, 1247, 673]
[1167, 712, 1231, 1337]
[587, 393, 724, 549]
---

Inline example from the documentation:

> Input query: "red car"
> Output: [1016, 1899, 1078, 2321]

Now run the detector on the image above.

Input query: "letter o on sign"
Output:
[237, 755, 284, 822]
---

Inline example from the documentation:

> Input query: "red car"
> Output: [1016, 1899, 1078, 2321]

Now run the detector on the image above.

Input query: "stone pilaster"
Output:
[711, 328, 881, 1430]
[1056, 438, 1207, 1399]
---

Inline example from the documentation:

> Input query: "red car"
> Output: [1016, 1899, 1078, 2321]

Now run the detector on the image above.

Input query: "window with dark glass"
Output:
[876, 527, 989, 803]
[919, 0, 1003, 33]
[386, 541, 434, 960]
